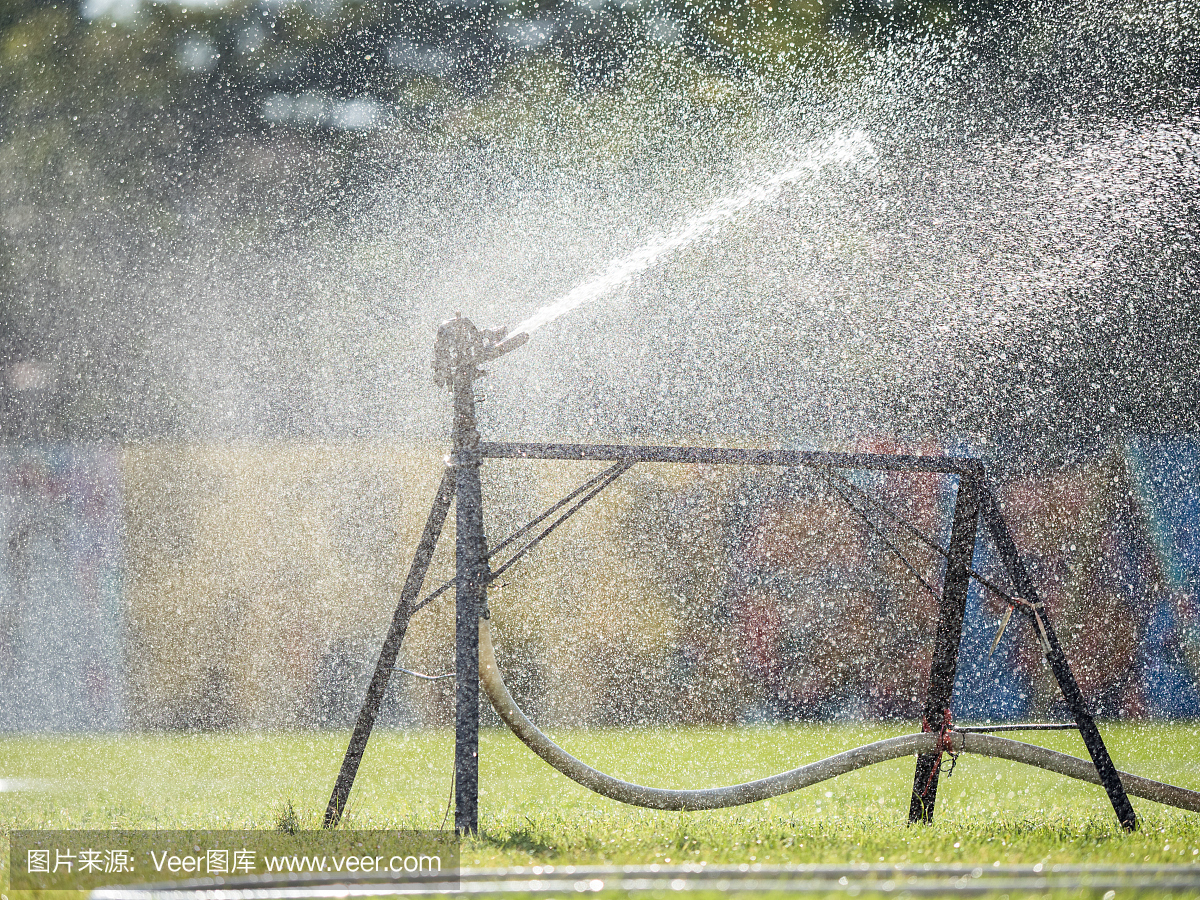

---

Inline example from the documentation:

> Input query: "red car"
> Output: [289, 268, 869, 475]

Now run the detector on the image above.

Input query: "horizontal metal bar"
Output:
[954, 723, 1081, 733]
[822, 471, 941, 599]
[480, 441, 976, 474]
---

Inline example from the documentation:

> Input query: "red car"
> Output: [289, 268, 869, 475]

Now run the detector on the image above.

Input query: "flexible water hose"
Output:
[956, 731, 1200, 812]
[479, 620, 1200, 814]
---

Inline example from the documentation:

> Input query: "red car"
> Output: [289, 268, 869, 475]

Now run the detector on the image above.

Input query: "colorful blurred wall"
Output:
[0, 437, 1197, 731]
[0, 447, 125, 730]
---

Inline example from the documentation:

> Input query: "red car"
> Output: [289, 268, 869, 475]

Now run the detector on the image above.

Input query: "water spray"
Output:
[507, 130, 875, 338]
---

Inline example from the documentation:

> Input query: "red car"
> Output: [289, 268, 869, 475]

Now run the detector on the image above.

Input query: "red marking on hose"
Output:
[920, 710, 954, 798]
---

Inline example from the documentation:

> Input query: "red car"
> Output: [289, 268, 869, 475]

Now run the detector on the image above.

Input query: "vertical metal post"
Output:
[978, 484, 1137, 831]
[452, 341, 488, 837]
[324, 472, 456, 828]
[909, 463, 981, 825]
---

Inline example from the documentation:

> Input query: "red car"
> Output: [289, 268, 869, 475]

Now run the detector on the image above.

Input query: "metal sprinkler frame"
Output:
[323, 317, 1143, 835]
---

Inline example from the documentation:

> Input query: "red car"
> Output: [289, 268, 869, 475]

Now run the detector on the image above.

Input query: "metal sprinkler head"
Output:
[432, 314, 529, 389]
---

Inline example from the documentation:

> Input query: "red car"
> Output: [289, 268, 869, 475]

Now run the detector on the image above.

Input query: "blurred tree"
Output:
[1, 0, 186, 438]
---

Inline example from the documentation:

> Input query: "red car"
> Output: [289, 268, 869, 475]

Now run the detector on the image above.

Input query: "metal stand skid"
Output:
[324, 318, 1137, 834]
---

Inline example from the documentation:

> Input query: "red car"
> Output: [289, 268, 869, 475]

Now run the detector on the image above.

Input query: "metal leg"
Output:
[978, 484, 1137, 831]
[453, 362, 488, 836]
[323, 471, 455, 829]
[909, 464, 981, 825]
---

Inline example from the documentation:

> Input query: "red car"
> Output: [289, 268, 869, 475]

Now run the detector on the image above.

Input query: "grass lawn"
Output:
[2, 723, 1199, 887]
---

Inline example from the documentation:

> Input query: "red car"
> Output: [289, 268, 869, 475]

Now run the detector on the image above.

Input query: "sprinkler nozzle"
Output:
[483, 330, 529, 361]
[433, 315, 528, 388]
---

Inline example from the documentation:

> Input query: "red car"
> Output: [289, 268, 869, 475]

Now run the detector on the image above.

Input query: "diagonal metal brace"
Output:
[410, 461, 632, 616]
[488, 460, 634, 583]
[976, 483, 1137, 831]
[324, 470, 455, 828]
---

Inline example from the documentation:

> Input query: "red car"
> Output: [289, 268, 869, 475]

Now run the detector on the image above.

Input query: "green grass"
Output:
[2, 723, 1199, 879]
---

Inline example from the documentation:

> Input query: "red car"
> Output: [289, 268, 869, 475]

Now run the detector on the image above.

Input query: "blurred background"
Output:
[1, 0, 1198, 731]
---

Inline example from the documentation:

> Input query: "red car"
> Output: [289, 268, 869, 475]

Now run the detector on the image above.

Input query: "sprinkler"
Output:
[323, 314, 1200, 836]
[322, 315, 526, 835]
[432, 315, 527, 835]
[431, 315, 528, 390]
